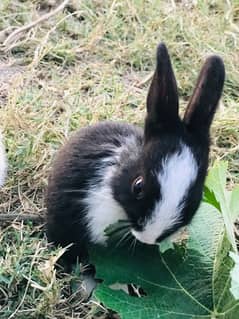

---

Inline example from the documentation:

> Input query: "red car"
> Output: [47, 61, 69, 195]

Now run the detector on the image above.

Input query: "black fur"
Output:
[46, 43, 225, 267]
[46, 122, 143, 264]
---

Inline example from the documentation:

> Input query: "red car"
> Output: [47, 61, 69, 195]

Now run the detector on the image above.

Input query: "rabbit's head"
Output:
[0, 132, 7, 187]
[113, 43, 225, 244]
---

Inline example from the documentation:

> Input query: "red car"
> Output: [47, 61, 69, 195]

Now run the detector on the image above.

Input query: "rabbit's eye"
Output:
[132, 176, 144, 199]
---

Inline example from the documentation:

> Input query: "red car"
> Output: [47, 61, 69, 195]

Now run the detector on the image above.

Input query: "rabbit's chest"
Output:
[83, 180, 127, 244]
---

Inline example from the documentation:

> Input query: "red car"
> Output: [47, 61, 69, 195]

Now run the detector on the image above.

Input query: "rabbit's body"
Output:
[0, 132, 7, 187]
[46, 43, 225, 266]
[47, 122, 143, 261]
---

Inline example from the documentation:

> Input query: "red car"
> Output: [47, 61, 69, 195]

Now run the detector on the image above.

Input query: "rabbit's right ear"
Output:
[145, 43, 179, 139]
[183, 56, 225, 135]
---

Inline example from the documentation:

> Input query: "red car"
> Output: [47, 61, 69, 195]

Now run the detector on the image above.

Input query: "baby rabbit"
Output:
[46, 43, 225, 266]
[0, 131, 7, 187]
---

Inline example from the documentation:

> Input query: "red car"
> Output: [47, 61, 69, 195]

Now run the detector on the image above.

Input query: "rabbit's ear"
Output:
[145, 43, 179, 137]
[183, 56, 225, 134]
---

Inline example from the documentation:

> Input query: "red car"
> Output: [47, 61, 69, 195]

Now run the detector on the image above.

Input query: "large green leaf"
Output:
[205, 163, 239, 222]
[205, 161, 237, 252]
[89, 203, 239, 318]
[229, 185, 239, 301]
[230, 252, 239, 300]
[205, 162, 239, 301]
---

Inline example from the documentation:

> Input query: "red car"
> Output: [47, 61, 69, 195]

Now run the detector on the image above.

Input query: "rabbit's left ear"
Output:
[145, 43, 179, 138]
[183, 56, 225, 134]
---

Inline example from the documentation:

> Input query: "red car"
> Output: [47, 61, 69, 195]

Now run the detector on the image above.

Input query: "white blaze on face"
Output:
[132, 144, 198, 245]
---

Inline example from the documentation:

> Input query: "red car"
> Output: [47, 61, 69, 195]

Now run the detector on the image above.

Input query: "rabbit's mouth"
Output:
[131, 225, 180, 246]
[130, 212, 184, 245]
[131, 229, 156, 245]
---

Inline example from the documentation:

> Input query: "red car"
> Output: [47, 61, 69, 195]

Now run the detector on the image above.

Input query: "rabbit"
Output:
[0, 131, 7, 187]
[46, 43, 225, 268]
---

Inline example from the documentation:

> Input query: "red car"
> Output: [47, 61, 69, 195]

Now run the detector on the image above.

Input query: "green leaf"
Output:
[89, 203, 239, 318]
[229, 252, 239, 300]
[229, 186, 239, 222]
[158, 237, 175, 253]
[203, 185, 221, 212]
[205, 161, 237, 252]
[205, 162, 239, 305]
[205, 161, 228, 202]
[158, 228, 188, 253]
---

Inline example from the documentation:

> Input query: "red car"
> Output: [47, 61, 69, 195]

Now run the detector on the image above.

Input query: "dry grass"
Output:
[0, 0, 239, 318]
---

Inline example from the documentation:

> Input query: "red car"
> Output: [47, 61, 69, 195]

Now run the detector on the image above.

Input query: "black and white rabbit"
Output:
[46, 43, 225, 266]
[0, 131, 7, 187]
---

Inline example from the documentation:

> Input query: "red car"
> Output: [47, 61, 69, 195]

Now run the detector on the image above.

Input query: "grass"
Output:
[0, 0, 239, 318]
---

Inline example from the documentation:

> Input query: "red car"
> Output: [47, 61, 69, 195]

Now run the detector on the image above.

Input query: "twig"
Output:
[2, 0, 70, 50]
[0, 213, 45, 224]
[135, 71, 154, 88]
[31, 10, 80, 68]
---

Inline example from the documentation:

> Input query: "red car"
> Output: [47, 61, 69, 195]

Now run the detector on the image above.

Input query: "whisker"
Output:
[105, 221, 131, 238]
[129, 237, 137, 254]
[115, 230, 131, 248]
[124, 233, 133, 246]
[129, 236, 135, 253]
[106, 224, 130, 236]
[105, 228, 128, 245]
[61, 189, 88, 194]
[132, 238, 136, 253]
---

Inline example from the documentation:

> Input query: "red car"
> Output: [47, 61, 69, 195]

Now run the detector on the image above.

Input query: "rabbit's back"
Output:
[46, 121, 143, 262]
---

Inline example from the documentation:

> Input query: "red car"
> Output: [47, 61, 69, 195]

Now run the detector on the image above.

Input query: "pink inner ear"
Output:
[183, 55, 225, 131]
[183, 76, 205, 126]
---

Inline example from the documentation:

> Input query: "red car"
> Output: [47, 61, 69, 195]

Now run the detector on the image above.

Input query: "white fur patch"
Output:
[83, 135, 140, 244]
[132, 144, 198, 245]
[83, 173, 127, 244]
[0, 132, 7, 187]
